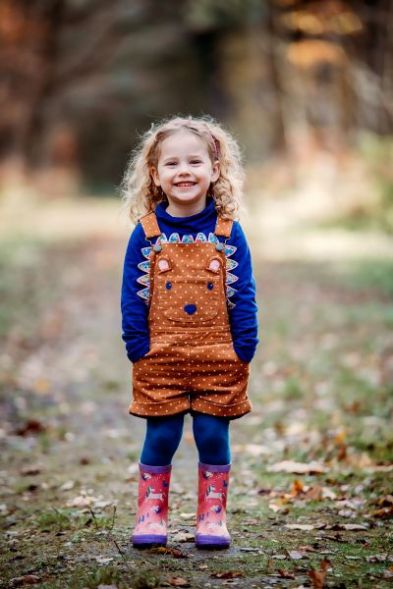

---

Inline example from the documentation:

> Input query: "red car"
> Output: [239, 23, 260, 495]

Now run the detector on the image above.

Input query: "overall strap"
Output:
[139, 211, 161, 239]
[214, 216, 233, 239]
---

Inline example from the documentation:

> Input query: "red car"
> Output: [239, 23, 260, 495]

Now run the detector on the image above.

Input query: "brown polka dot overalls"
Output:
[129, 210, 251, 420]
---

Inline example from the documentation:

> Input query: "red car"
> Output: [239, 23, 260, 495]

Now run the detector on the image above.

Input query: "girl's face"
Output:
[151, 129, 220, 214]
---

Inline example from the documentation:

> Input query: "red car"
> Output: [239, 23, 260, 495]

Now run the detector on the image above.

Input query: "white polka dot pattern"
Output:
[129, 214, 251, 420]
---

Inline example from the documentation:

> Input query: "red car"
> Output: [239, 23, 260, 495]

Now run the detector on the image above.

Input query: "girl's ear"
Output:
[150, 166, 160, 187]
[211, 160, 220, 183]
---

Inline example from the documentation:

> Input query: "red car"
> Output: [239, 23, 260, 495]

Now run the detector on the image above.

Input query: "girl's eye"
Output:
[207, 282, 214, 290]
[191, 160, 201, 164]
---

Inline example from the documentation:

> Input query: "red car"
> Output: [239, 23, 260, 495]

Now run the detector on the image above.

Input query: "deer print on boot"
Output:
[132, 463, 171, 547]
[196, 463, 231, 548]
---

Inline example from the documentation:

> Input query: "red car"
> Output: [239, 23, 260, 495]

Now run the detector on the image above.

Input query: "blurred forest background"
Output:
[1, 2, 393, 588]
[0, 0, 392, 226]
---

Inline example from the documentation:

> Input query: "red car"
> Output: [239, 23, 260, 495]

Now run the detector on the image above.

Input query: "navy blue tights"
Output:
[140, 412, 231, 466]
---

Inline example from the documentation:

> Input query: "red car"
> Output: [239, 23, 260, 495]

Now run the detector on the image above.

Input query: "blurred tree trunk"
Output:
[0, 0, 61, 165]
[22, 0, 65, 165]
[1, 0, 392, 188]
[356, 0, 393, 134]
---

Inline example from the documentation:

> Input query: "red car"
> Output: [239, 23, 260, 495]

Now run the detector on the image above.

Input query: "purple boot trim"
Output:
[139, 463, 171, 474]
[132, 533, 167, 547]
[195, 533, 231, 548]
[198, 462, 231, 473]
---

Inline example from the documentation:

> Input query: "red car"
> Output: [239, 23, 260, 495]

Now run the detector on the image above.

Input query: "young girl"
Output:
[121, 115, 258, 549]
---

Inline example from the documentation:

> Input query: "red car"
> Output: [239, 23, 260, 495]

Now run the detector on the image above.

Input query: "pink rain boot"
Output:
[196, 462, 231, 548]
[131, 463, 171, 547]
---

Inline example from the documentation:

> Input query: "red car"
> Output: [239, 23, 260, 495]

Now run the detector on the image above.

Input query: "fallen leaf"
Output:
[168, 577, 190, 587]
[211, 571, 244, 579]
[127, 463, 139, 476]
[383, 566, 393, 579]
[179, 512, 195, 520]
[268, 461, 326, 474]
[15, 420, 47, 436]
[67, 495, 97, 508]
[285, 524, 315, 531]
[288, 550, 308, 560]
[303, 485, 324, 501]
[257, 487, 272, 495]
[32, 378, 51, 395]
[332, 523, 368, 531]
[278, 569, 296, 579]
[321, 487, 337, 500]
[338, 509, 356, 518]
[94, 556, 113, 564]
[366, 553, 388, 563]
[153, 546, 188, 558]
[243, 443, 270, 456]
[171, 530, 194, 542]
[59, 480, 75, 491]
[372, 506, 393, 519]
[376, 495, 393, 506]
[308, 559, 331, 589]
[10, 575, 41, 586]
[291, 479, 304, 496]
[20, 465, 42, 476]
[268, 502, 282, 512]
[365, 465, 393, 473]
[299, 545, 318, 553]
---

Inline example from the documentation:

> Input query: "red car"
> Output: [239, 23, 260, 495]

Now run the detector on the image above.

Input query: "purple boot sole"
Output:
[195, 533, 231, 549]
[132, 533, 167, 548]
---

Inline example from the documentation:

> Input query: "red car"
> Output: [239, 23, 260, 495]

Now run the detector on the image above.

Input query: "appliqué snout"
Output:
[184, 304, 197, 315]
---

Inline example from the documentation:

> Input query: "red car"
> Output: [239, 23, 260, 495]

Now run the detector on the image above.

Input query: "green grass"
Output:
[1, 225, 393, 588]
[345, 259, 393, 297]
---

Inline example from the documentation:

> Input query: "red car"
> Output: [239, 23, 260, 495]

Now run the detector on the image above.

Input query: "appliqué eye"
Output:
[207, 282, 214, 290]
[166, 281, 172, 290]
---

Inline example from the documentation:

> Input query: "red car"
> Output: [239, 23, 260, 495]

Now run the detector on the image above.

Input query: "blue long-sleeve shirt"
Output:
[121, 197, 259, 363]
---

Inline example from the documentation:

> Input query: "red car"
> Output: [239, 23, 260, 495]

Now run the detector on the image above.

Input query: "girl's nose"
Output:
[178, 162, 191, 173]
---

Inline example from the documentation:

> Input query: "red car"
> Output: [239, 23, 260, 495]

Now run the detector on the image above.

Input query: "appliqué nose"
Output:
[184, 304, 197, 315]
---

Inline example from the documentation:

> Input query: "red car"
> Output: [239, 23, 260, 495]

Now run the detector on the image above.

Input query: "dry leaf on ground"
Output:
[10, 575, 41, 587]
[168, 577, 191, 587]
[153, 546, 188, 558]
[267, 461, 327, 474]
[308, 559, 331, 589]
[211, 571, 244, 579]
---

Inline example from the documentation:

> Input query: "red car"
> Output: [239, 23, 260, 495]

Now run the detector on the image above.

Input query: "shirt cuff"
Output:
[233, 343, 255, 364]
[126, 340, 150, 363]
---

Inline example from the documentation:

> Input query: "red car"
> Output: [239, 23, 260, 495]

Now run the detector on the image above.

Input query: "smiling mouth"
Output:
[175, 182, 196, 187]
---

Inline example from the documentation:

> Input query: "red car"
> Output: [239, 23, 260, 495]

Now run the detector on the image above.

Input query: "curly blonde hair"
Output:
[121, 114, 245, 222]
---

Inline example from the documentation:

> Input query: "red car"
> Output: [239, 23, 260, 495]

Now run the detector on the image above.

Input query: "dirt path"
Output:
[1, 200, 393, 588]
